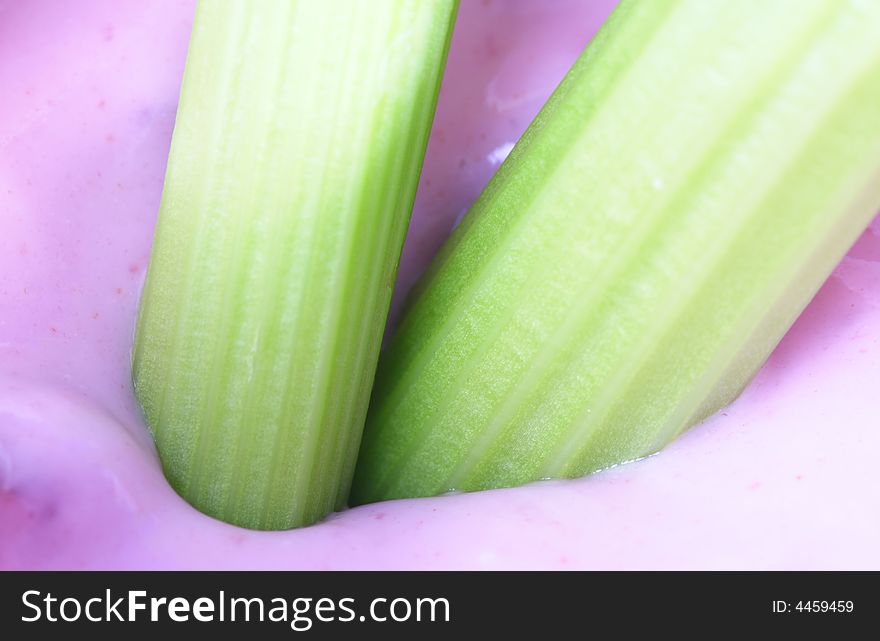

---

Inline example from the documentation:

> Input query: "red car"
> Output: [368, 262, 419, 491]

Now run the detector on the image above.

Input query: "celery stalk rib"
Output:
[133, 0, 457, 529]
[351, 0, 880, 504]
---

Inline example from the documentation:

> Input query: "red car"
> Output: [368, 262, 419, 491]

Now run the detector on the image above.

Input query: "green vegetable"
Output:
[133, 0, 457, 529]
[351, 0, 880, 504]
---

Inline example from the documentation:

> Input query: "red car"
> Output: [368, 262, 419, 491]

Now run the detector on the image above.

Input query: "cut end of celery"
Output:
[350, 0, 880, 506]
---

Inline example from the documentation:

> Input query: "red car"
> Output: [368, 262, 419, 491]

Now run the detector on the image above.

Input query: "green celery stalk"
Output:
[133, 0, 457, 529]
[351, 0, 880, 504]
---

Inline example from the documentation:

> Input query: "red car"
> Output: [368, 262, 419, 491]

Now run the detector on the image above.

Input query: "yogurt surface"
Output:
[1, 0, 878, 569]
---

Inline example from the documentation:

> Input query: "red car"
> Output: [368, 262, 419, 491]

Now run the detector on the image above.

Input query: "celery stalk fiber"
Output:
[133, 0, 457, 529]
[351, 0, 880, 504]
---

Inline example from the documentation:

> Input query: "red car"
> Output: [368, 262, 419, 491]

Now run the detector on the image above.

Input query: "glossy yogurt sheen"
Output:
[1, 0, 878, 569]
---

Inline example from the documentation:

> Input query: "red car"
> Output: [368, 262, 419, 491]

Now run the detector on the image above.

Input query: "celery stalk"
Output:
[351, 0, 880, 504]
[133, 0, 457, 529]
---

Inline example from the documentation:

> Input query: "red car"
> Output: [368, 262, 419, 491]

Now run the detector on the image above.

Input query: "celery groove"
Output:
[133, 0, 457, 529]
[351, 0, 880, 504]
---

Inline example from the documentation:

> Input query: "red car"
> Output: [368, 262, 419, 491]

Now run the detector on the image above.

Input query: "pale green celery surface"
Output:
[351, 0, 880, 505]
[133, 0, 457, 529]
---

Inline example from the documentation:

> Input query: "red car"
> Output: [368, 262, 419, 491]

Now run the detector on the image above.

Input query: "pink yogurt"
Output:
[1, 0, 878, 569]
